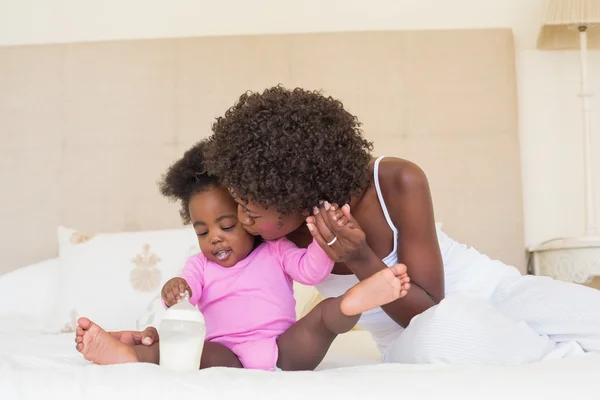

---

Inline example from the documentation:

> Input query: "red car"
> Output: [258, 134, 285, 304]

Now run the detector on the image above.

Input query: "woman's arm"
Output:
[306, 159, 444, 328]
[347, 159, 444, 327]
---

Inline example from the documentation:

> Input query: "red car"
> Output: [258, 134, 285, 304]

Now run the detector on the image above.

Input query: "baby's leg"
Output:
[277, 264, 410, 370]
[200, 342, 243, 369]
[76, 318, 242, 368]
[276, 296, 357, 371]
[130, 341, 242, 368]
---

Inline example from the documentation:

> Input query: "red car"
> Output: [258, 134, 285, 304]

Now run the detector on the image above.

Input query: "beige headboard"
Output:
[0, 28, 524, 274]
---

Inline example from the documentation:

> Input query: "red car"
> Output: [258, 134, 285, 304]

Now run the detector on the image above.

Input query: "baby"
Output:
[75, 140, 410, 371]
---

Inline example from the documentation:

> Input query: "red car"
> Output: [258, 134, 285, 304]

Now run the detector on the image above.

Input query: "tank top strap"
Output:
[373, 156, 399, 266]
[373, 156, 399, 235]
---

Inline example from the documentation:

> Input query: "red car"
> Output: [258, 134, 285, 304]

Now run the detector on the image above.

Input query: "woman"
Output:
[199, 86, 600, 364]
[128, 86, 599, 365]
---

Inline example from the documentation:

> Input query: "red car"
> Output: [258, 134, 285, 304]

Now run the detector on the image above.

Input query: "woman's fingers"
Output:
[131, 327, 159, 345]
[319, 202, 349, 242]
[307, 200, 365, 261]
[140, 327, 159, 345]
[339, 204, 358, 229]
[306, 221, 337, 259]
[312, 205, 337, 244]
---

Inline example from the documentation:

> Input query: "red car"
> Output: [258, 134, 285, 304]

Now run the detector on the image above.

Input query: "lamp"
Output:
[537, 0, 600, 235]
[529, 0, 600, 283]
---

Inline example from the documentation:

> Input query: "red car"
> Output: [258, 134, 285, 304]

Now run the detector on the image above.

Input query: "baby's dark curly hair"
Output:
[203, 86, 373, 215]
[159, 140, 219, 224]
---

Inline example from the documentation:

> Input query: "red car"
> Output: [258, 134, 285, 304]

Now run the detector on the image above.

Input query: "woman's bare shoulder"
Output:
[374, 156, 430, 195]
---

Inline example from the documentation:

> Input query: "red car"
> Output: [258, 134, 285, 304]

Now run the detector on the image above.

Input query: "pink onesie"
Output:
[180, 237, 334, 370]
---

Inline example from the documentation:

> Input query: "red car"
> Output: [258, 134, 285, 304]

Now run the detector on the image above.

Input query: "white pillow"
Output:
[47, 226, 199, 333]
[0, 258, 60, 320]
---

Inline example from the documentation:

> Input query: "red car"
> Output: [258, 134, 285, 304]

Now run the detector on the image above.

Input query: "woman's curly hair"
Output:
[159, 140, 218, 224]
[203, 86, 373, 215]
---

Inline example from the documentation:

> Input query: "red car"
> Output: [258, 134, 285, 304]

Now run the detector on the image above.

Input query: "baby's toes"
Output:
[391, 263, 408, 276]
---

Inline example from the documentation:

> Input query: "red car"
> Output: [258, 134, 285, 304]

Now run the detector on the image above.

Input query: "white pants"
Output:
[384, 274, 600, 365]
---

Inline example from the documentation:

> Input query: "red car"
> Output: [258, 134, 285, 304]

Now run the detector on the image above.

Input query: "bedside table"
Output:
[529, 236, 600, 283]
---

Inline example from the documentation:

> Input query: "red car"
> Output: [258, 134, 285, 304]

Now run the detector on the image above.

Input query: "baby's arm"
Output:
[273, 238, 334, 286]
[161, 255, 205, 307]
[275, 205, 350, 285]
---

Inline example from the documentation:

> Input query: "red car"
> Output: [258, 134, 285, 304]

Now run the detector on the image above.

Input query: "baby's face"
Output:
[189, 186, 255, 267]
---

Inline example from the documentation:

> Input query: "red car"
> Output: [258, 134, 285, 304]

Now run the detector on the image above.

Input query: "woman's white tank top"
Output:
[315, 156, 515, 353]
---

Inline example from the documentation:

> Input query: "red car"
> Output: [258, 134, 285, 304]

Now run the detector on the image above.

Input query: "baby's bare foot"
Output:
[75, 317, 139, 365]
[340, 264, 411, 316]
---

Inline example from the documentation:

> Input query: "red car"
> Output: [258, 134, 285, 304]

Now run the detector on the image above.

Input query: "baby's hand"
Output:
[161, 277, 191, 308]
[326, 203, 349, 228]
[312, 203, 349, 228]
[307, 202, 367, 263]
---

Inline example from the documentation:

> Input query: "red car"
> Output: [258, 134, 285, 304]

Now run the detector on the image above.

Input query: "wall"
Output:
[1, 0, 599, 248]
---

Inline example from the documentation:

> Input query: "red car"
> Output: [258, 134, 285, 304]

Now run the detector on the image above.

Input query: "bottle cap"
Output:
[162, 291, 205, 323]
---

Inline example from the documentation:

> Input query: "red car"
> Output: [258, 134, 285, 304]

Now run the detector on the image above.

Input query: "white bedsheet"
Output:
[1, 329, 600, 400]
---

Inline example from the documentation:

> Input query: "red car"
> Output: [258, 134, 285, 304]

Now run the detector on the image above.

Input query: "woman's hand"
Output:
[108, 327, 160, 346]
[306, 201, 368, 263]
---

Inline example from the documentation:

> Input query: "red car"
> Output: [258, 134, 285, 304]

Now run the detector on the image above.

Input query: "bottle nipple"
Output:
[180, 290, 190, 303]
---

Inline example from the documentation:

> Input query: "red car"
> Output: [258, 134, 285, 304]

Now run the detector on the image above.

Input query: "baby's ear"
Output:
[301, 208, 312, 217]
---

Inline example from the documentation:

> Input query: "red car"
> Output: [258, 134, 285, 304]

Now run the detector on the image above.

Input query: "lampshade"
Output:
[537, 0, 600, 50]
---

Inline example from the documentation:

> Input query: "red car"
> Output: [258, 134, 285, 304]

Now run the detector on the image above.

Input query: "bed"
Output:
[2, 28, 598, 399]
[2, 253, 600, 400]
[1, 335, 598, 400]
[1, 337, 599, 400]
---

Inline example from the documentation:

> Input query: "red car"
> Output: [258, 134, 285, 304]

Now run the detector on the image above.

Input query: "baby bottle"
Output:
[159, 291, 206, 371]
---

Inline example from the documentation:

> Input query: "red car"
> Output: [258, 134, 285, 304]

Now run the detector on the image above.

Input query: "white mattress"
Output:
[2, 325, 600, 400]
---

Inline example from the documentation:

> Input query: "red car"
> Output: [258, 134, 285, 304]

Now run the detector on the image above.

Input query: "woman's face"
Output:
[233, 196, 307, 241]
